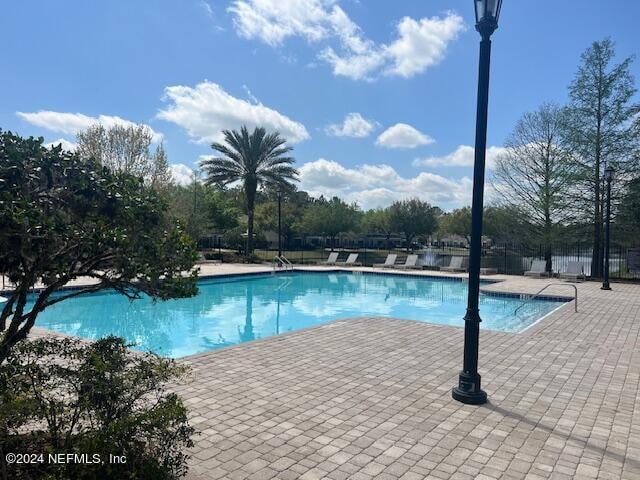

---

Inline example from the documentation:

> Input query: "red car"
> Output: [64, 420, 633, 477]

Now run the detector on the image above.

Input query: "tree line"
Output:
[164, 179, 537, 253]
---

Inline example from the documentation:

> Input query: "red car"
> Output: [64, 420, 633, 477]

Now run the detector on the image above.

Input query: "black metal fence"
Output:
[249, 242, 640, 281]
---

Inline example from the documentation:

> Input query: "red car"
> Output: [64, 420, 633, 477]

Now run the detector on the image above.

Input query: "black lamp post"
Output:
[601, 165, 614, 291]
[277, 190, 283, 258]
[452, 0, 502, 405]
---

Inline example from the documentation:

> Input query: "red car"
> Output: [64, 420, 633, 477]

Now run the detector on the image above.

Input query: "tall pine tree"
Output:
[564, 39, 639, 277]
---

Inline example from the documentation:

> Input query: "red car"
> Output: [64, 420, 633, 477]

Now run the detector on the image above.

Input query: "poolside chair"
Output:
[524, 259, 550, 278]
[441, 256, 466, 273]
[198, 252, 222, 264]
[373, 253, 397, 268]
[397, 254, 421, 269]
[336, 253, 361, 266]
[322, 252, 340, 265]
[560, 261, 585, 282]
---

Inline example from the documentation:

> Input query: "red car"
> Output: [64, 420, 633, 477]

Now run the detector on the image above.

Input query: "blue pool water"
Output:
[30, 272, 566, 358]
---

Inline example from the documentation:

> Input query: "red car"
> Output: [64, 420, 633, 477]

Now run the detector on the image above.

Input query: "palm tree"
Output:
[201, 126, 298, 256]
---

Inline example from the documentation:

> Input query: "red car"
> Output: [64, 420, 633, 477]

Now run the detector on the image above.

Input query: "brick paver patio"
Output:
[176, 272, 640, 480]
[21, 266, 640, 479]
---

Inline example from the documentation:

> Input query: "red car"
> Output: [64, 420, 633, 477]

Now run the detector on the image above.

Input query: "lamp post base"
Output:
[452, 372, 487, 405]
[601, 284, 611, 291]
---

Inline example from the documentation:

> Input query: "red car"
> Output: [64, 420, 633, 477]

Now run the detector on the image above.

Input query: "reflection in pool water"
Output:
[30, 272, 566, 358]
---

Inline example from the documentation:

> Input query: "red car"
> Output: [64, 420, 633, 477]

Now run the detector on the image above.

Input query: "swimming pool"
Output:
[29, 271, 566, 358]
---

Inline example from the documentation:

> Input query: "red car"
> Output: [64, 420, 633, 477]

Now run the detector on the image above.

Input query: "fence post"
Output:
[364, 240, 367, 266]
[504, 244, 507, 275]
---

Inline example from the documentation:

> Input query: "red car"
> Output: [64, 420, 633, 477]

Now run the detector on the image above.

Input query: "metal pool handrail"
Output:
[514, 283, 578, 315]
[273, 256, 294, 271]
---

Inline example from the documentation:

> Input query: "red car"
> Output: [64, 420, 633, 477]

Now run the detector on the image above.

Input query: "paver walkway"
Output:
[177, 277, 640, 480]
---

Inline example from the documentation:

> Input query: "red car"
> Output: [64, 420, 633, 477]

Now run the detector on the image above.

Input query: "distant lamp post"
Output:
[452, 0, 503, 406]
[601, 165, 614, 291]
[277, 190, 283, 258]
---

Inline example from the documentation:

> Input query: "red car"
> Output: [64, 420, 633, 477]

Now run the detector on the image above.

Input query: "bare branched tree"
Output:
[493, 103, 576, 272]
[76, 123, 172, 188]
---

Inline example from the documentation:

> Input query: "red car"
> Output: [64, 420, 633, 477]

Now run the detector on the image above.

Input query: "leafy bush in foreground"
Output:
[0, 130, 199, 364]
[0, 337, 195, 480]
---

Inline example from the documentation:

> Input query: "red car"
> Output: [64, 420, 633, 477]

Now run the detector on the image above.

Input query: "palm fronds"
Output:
[199, 125, 299, 254]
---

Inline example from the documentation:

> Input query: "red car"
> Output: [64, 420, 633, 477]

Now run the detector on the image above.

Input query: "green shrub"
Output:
[0, 337, 195, 480]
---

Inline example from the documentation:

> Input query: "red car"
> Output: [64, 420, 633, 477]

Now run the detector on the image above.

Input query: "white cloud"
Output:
[242, 84, 259, 104]
[228, 1, 465, 81]
[199, 0, 225, 31]
[384, 15, 465, 78]
[375, 123, 434, 149]
[200, 0, 214, 17]
[44, 138, 77, 151]
[325, 113, 376, 138]
[16, 111, 163, 142]
[169, 164, 196, 186]
[228, 0, 334, 46]
[157, 81, 309, 144]
[298, 158, 473, 210]
[321, 12, 465, 80]
[319, 47, 385, 81]
[412, 145, 508, 169]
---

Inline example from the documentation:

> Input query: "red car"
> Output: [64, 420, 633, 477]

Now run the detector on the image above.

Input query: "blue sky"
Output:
[2, 0, 639, 210]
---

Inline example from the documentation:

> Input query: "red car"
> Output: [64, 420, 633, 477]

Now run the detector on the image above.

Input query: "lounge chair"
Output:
[559, 261, 585, 281]
[397, 254, 421, 269]
[322, 252, 340, 265]
[441, 256, 466, 272]
[198, 252, 222, 264]
[373, 254, 397, 268]
[336, 253, 361, 266]
[524, 259, 550, 278]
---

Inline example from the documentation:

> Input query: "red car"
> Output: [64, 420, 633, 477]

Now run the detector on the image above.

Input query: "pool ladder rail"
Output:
[513, 283, 578, 316]
[273, 256, 294, 271]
